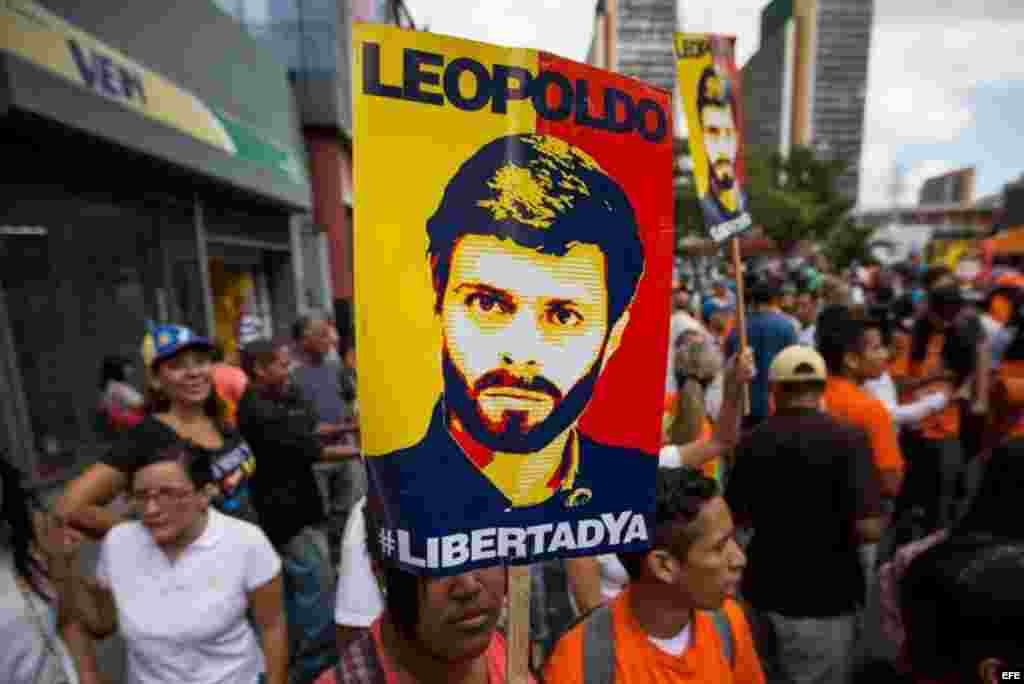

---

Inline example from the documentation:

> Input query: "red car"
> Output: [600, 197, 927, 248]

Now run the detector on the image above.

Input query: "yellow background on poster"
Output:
[675, 34, 716, 198]
[352, 24, 539, 456]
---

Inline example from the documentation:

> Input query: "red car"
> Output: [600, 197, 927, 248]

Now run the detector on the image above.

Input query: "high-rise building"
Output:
[741, 0, 873, 200]
[587, 0, 678, 93]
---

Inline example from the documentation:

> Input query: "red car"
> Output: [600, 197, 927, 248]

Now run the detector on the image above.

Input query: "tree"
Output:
[742, 144, 856, 257]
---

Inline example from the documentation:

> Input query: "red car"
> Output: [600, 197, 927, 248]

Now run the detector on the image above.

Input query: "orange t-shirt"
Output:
[543, 591, 765, 684]
[824, 377, 905, 473]
[997, 360, 1024, 440]
[696, 417, 721, 481]
[904, 334, 959, 440]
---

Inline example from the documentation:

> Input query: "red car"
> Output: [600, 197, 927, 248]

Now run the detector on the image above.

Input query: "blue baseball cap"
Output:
[144, 324, 214, 368]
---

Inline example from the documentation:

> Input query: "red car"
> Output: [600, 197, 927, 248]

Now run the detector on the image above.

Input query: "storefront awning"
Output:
[0, 0, 311, 212]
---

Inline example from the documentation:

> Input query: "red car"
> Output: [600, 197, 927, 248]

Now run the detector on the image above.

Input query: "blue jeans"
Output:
[281, 526, 338, 684]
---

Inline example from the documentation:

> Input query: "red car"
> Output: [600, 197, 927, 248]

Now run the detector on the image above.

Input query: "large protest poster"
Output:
[675, 34, 752, 243]
[352, 24, 674, 575]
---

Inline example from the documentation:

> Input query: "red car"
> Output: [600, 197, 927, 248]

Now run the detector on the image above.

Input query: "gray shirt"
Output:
[292, 361, 351, 425]
[291, 362, 366, 511]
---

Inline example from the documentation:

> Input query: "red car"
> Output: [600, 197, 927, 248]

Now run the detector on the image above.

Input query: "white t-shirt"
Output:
[595, 554, 629, 601]
[97, 509, 281, 684]
[798, 324, 816, 348]
[863, 372, 948, 428]
[334, 497, 384, 628]
[648, 622, 693, 656]
[0, 551, 79, 684]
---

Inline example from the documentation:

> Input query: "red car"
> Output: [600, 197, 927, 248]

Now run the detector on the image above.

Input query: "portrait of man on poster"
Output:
[370, 133, 654, 519]
[696, 65, 747, 225]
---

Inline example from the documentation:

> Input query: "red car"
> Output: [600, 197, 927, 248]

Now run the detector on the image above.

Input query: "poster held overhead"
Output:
[675, 33, 752, 244]
[676, 32, 752, 411]
[352, 24, 673, 576]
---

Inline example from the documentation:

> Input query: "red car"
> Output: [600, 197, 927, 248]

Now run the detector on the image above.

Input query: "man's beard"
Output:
[711, 159, 736, 190]
[441, 345, 606, 454]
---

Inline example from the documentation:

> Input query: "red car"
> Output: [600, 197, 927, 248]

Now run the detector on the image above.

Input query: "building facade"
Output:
[742, 0, 873, 200]
[214, 0, 415, 343]
[0, 0, 312, 480]
[612, 0, 678, 93]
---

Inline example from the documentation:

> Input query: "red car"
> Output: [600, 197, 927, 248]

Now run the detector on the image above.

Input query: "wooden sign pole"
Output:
[730, 237, 751, 415]
[506, 565, 532, 684]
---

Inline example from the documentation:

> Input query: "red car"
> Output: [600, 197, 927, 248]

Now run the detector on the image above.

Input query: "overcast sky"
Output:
[402, 0, 1024, 209]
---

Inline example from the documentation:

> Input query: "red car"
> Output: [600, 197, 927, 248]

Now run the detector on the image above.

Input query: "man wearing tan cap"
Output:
[726, 345, 883, 683]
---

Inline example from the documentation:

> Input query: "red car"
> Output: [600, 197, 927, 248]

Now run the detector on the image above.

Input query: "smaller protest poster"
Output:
[675, 33, 752, 243]
[352, 24, 673, 575]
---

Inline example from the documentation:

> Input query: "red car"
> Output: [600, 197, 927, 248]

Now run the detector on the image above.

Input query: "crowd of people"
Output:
[2, 249, 1024, 684]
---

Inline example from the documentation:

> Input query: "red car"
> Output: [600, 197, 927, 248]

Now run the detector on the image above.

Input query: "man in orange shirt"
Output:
[817, 306, 905, 499]
[543, 468, 764, 684]
[891, 268, 973, 534]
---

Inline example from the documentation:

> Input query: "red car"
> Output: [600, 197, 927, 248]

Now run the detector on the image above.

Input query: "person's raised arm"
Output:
[56, 464, 127, 540]
[43, 516, 117, 639]
[712, 347, 755, 455]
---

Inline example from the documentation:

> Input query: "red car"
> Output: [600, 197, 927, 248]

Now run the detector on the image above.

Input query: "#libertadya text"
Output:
[382, 510, 649, 570]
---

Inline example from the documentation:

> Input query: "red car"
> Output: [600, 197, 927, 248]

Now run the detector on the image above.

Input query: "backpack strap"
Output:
[710, 608, 735, 669]
[582, 603, 616, 684]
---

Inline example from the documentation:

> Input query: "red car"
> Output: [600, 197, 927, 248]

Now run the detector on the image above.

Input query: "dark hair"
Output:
[955, 447, 1024, 540]
[129, 442, 214, 492]
[773, 380, 827, 407]
[0, 456, 47, 598]
[902, 536, 1024, 681]
[816, 305, 872, 375]
[363, 495, 423, 643]
[291, 312, 329, 343]
[99, 355, 131, 389]
[696, 65, 734, 119]
[939, 315, 983, 386]
[240, 338, 290, 377]
[749, 274, 782, 305]
[618, 467, 719, 579]
[923, 265, 953, 290]
[425, 134, 644, 326]
[145, 379, 229, 433]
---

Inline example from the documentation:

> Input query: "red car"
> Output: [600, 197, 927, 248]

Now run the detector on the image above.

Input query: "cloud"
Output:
[858, 17, 1024, 206]
[877, 0, 1024, 25]
[404, 0, 598, 61]
[680, 0, 764, 64]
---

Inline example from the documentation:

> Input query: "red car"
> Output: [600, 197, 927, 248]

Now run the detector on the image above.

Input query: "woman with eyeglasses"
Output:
[59, 325, 260, 542]
[1, 456, 100, 684]
[51, 440, 287, 684]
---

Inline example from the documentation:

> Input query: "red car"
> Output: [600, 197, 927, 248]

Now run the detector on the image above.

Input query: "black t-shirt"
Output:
[236, 387, 326, 548]
[103, 415, 260, 524]
[726, 407, 881, 617]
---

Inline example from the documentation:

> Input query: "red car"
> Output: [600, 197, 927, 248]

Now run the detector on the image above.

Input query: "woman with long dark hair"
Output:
[59, 324, 259, 540]
[1, 456, 100, 684]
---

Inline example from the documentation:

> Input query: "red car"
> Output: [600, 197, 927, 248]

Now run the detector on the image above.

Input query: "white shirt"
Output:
[97, 509, 281, 684]
[648, 622, 693, 656]
[595, 554, 629, 602]
[334, 498, 384, 628]
[863, 372, 948, 427]
[798, 324, 816, 348]
[0, 551, 79, 684]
